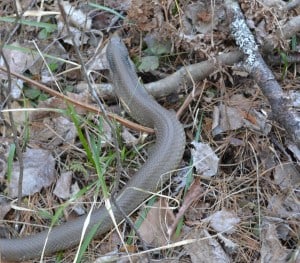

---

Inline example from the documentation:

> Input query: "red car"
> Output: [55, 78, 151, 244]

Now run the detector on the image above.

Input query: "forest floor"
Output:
[0, 0, 299, 262]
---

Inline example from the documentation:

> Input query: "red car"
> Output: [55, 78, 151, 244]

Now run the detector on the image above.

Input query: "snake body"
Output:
[0, 35, 186, 261]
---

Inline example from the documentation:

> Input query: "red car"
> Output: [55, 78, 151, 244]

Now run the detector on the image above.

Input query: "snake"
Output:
[0, 35, 186, 261]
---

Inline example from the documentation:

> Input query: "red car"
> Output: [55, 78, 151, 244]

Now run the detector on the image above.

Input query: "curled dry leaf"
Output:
[57, 1, 91, 47]
[59, 1, 91, 30]
[267, 194, 300, 219]
[0, 42, 37, 79]
[212, 94, 271, 136]
[182, 1, 225, 35]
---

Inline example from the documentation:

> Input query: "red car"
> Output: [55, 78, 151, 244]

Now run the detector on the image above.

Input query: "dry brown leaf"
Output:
[273, 163, 300, 190]
[191, 141, 219, 177]
[261, 220, 290, 263]
[9, 148, 55, 197]
[30, 115, 76, 148]
[121, 128, 139, 146]
[169, 177, 204, 236]
[0, 42, 37, 79]
[205, 209, 240, 234]
[53, 171, 72, 199]
[0, 197, 11, 220]
[138, 198, 175, 247]
[184, 229, 230, 263]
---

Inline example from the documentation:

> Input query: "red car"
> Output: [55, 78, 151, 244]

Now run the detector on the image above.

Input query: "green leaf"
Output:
[38, 93, 49, 101]
[144, 36, 172, 56]
[48, 62, 59, 72]
[38, 209, 53, 220]
[38, 28, 50, 40]
[24, 88, 41, 100]
[138, 56, 159, 72]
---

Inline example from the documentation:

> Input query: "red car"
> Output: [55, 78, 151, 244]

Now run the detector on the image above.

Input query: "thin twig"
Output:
[0, 66, 154, 134]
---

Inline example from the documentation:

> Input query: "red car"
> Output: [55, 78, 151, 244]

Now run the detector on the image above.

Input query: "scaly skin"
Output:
[0, 35, 186, 261]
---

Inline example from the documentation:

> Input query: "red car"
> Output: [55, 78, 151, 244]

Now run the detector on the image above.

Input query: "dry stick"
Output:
[0, 53, 244, 132]
[145, 51, 244, 97]
[0, 66, 154, 134]
[90, 51, 244, 99]
[225, 0, 300, 147]
[267, 52, 300, 65]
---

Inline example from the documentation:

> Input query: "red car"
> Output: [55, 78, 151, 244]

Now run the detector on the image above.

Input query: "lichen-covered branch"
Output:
[225, 0, 300, 147]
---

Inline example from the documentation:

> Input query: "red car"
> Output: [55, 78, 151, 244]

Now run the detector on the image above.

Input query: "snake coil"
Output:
[0, 35, 185, 261]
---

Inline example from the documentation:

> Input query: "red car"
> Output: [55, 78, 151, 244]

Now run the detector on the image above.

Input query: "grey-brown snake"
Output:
[0, 35, 186, 261]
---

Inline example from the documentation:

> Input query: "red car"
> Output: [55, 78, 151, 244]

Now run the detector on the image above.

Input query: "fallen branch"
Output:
[225, 0, 300, 147]
[145, 51, 243, 98]
[263, 15, 300, 53]
[83, 51, 243, 99]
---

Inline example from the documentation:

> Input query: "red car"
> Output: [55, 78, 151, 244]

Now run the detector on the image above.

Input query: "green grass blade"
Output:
[90, 135, 109, 198]
[88, 2, 125, 19]
[67, 105, 94, 165]
[0, 17, 57, 31]
[6, 143, 16, 183]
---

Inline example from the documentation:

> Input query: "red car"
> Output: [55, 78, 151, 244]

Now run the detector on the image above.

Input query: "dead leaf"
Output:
[0, 197, 11, 220]
[168, 178, 203, 236]
[53, 171, 72, 199]
[59, 1, 91, 30]
[212, 99, 271, 136]
[57, 2, 91, 47]
[261, 220, 290, 263]
[267, 194, 300, 219]
[191, 141, 219, 177]
[273, 163, 300, 190]
[185, 229, 231, 263]
[30, 115, 76, 148]
[182, 2, 225, 35]
[0, 42, 38, 79]
[138, 198, 175, 247]
[3, 101, 29, 131]
[70, 182, 85, 215]
[121, 128, 139, 146]
[9, 148, 56, 198]
[205, 209, 240, 234]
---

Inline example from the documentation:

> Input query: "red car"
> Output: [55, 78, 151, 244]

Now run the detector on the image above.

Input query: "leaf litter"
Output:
[0, 0, 299, 262]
